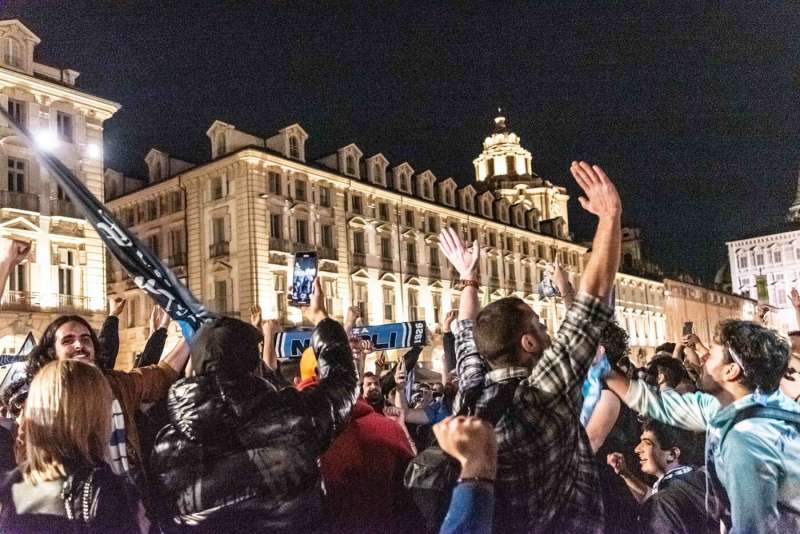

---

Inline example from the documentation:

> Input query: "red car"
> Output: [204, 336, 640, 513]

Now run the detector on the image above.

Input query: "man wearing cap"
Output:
[150, 278, 359, 532]
[606, 320, 800, 533]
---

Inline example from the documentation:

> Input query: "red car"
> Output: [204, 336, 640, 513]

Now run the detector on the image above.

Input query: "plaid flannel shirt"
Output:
[453, 292, 613, 533]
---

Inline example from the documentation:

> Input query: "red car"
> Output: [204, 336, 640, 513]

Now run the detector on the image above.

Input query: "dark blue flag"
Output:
[0, 106, 213, 331]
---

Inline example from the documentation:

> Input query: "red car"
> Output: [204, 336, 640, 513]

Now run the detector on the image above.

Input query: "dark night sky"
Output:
[4, 1, 800, 282]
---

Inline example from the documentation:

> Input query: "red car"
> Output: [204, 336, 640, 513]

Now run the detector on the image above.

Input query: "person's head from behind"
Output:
[361, 372, 382, 403]
[634, 418, 695, 477]
[1, 378, 29, 426]
[21, 360, 112, 484]
[646, 355, 687, 391]
[600, 321, 629, 367]
[788, 330, 800, 355]
[474, 297, 550, 369]
[27, 315, 101, 378]
[701, 320, 789, 397]
[191, 317, 263, 378]
[655, 342, 676, 355]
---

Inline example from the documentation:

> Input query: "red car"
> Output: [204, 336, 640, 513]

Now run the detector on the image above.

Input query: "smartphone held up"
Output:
[290, 251, 318, 306]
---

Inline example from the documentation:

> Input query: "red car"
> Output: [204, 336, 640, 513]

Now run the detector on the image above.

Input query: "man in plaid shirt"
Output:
[439, 161, 622, 533]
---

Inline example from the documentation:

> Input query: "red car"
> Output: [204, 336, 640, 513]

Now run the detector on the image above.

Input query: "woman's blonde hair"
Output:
[21, 359, 113, 484]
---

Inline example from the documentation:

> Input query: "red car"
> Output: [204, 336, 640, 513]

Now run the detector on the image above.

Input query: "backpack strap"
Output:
[478, 378, 522, 426]
[719, 405, 800, 450]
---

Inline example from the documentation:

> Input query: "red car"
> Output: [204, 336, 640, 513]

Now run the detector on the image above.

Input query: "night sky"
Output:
[5, 1, 800, 282]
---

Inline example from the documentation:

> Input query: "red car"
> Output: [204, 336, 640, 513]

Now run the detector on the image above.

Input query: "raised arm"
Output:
[439, 228, 480, 322]
[606, 452, 651, 504]
[527, 162, 620, 401]
[571, 162, 622, 300]
[606, 370, 715, 432]
[789, 288, 800, 329]
[97, 297, 126, 370]
[0, 237, 30, 303]
[439, 228, 487, 398]
[551, 259, 575, 309]
[134, 304, 170, 368]
[300, 277, 358, 443]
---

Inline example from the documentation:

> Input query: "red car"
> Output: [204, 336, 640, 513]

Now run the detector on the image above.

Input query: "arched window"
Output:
[289, 136, 299, 159]
[216, 132, 226, 157]
[4, 38, 21, 69]
[346, 155, 356, 175]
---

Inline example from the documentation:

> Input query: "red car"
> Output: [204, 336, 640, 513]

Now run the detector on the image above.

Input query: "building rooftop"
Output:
[728, 220, 800, 243]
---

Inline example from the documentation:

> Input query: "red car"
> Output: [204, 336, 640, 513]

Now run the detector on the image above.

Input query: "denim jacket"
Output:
[624, 380, 800, 533]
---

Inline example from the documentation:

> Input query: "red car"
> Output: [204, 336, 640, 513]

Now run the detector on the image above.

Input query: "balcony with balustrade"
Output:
[0, 290, 40, 311]
[50, 198, 81, 218]
[0, 191, 39, 212]
[209, 241, 230, 259]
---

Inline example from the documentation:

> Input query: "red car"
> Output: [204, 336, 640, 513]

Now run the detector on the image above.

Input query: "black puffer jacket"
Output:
[150, 318, 358, 533]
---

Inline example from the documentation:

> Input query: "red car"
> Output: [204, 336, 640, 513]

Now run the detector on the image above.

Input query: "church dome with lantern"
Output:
[473, 113, 536, 186]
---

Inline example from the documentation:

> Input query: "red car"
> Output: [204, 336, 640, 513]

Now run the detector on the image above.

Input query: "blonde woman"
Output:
[0, 360, 139, 533]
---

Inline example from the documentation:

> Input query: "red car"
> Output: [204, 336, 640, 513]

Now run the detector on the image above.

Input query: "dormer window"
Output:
[346, 155, 356, 175]
[3, 38, 22, 69]
[289, 136, 299, 159]
[374, 162, 382, 182]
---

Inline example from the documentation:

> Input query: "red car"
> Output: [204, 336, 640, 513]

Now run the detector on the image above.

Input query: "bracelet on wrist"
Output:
[459, 279, 479, 290]
[457, 476, 495, 485]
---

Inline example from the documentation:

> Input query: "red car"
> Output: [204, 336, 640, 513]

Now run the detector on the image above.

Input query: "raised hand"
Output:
[149, 305, 170, 332]
[606, 452, 629, 476]
[250, 304, 263, 328]
[570, 162, 622, 219]
[301, 277, 328, 326]
[394, 358, 407, 385]
[790, 288, 800, 310]
[551, 258, 573, 297]
[345, 305, 361, 332]
[443, 309, 457, 333]
[438, 227, 480, 281]
[109, 297, 127, 317]
[0, 237, 30, 269]
[384, 405, 406, 426]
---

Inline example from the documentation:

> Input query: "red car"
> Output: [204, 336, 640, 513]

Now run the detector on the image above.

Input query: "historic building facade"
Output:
[663, 277, 756, 348]
[727, 170, 800, 334]
[106, 115, 591, 367]
[0, 19, 119, 354]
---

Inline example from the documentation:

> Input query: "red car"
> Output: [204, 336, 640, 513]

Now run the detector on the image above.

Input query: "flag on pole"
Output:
[0, 107, 213, 331]
[755, 275, 769, 303]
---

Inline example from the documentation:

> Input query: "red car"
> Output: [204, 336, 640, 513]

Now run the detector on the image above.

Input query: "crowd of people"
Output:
[0, 161, 798, 533]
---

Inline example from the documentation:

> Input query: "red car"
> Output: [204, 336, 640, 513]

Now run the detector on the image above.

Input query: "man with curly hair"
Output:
[606, 320, 800, 532]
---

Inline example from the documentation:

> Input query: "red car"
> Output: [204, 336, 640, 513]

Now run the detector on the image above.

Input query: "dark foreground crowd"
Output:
[0, 162, 799, 534]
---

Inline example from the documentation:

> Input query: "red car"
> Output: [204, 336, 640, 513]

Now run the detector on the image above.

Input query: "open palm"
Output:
[570, 161, 621, 219]
[439, 228, 480, 280]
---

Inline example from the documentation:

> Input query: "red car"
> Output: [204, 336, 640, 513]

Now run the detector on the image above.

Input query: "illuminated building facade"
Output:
[107, 115, 588, 368]
[0, 19, 119, 354]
